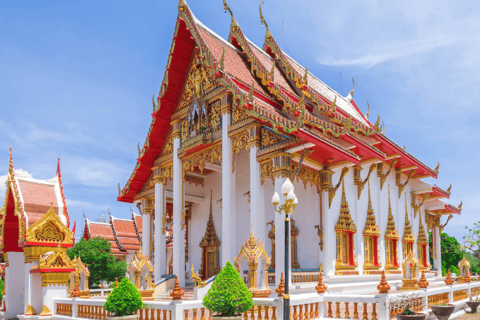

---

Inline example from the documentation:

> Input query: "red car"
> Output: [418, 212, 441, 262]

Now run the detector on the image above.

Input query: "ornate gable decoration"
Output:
[384, 189, 399, 240]
[38, 244, 74, 269]
[128, 251, 154, 273]
[178, 49, 219, 110]
[25, 205, 74, 245]
[363, 183, 380, 237]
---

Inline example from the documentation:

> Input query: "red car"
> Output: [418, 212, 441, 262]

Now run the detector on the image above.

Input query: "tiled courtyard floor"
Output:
[455, 312, 480, 319]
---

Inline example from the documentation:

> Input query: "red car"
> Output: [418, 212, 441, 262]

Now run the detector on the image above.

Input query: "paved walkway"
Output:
[454, 312, 480, 319]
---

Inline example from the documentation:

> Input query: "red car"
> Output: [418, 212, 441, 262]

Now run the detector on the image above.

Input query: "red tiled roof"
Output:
[86, 221, 123, 254]
[18, 180, 57, 208]
[111, 217, 141, 252]
[197, 26, 272, 99]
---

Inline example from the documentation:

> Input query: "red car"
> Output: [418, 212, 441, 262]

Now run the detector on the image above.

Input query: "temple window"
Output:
[199, 191, 221, 279]
[363, 184, 381, 273]
[385, 187, 400, 272]
[335, 183, 358, 275]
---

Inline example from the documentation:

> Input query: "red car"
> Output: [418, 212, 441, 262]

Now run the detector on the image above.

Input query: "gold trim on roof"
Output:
[25, 205, 73, 245]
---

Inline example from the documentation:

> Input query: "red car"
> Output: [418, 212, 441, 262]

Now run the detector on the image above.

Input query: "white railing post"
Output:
[171, 302, 184, 320]
[318, 295, 326, 319]
[377, 294, 390, 320]
[421, 289, 428, 313]
[276, 299, 284, 320]
[448, 287, 454, 304]
[72, 299, 78, 318]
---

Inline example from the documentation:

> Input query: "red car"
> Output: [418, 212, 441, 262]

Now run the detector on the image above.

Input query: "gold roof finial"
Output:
[223, 0, 237, 28]
[365, 100, 370, 119]
[434, 162, 440, 174]
[447, 184, 452, 194]
[373, 115, 381, 130]
[208, 190, 213, 223]
[248, 219, 257, 247]
[458, 201, 463, 211]
[349, 78, 355, 97]
[341, 180, 347, 206]
[259, 0, 273, 42]
[8, 146, 13, 175]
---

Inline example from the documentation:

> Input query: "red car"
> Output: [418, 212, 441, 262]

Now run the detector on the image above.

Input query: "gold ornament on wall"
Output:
[329, 167, 349, 208]
[377, 159, 398, 191]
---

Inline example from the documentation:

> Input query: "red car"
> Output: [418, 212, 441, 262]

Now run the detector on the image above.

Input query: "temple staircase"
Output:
[155, 282, 195, 301]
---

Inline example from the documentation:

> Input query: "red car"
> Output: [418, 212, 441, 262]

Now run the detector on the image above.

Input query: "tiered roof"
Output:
[83, 218, 124, 256]
[110, 214, 141, 252]
[118, 0, 443, 204]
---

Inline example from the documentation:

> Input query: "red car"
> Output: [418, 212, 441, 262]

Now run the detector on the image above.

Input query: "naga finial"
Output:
[373, 115, 381, 130]
[152, 95, 157, 112]
[345, 78, 355, 101]
[434, 162, 440, 174]
[259, 0, 268, 28]
[138, 142, 142, 157]
[365, 100, 370, 119]
[447, 184, 452, 194]
[118, 183, 121, 196]
[223, 0, 236, 27]
[458, 201, 463, 211]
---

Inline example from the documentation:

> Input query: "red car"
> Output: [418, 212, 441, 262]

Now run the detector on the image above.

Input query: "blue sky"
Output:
[1, 0, 479, 242]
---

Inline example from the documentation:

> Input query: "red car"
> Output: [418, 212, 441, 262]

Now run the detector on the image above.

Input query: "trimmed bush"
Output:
[104, 278, 143, 317]
[203, 261, 253, 317]
[0, 278, 4, 301]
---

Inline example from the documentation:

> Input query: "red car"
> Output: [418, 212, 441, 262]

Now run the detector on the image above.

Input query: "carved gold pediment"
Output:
[25, 205, 73, 245]
[38, 244, 74, 269]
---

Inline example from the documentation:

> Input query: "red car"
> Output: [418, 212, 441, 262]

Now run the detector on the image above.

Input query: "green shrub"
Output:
[203, 261, 253, 317]
[0, 278, 4, 300]
[104, 278, 143, 316]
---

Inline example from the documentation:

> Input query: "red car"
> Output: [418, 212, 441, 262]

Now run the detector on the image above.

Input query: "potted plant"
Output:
[430, 303, 455, 320]
[104, 278, 144, 319]
[467, 293, 480, 314]
[391, 292, 426, 320]
[203, 261, 253, 320]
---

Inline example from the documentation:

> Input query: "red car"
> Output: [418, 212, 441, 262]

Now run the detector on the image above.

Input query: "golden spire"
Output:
[335, 181, 356, 233]
[248, 219, 257, 248]
[403, 194, 415, 243]
[417, 210, 427, 245]
[363, 181, 380, 237]
[385, 186, 399, 240]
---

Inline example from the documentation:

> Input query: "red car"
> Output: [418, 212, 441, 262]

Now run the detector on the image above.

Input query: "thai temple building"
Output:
[0, 150, 77, 319]
[116, 0, 462, 290]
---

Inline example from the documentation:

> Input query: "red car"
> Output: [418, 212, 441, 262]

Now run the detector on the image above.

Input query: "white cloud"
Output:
[64, 157, 130, 188]
[66, 198, 110, 211]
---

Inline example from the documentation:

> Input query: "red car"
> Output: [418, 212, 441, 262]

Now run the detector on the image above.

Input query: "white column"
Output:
[221, 110, 236, 266]
[274, 176, 286, 285]
[434, 226, 442, 273]
[250, 143, 265, 244]
[354, 180, 364, 275]
[142, 211, 151, 257]
[24, 262, 33, 313]
[172, 123, 186, 286]
[5, 252, 25, 319]
[154, 181, 166, 282]
[322, 186, 335, 277]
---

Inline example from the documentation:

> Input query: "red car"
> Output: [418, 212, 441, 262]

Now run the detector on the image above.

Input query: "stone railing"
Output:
[53, 281, 480, 320]
[88, 288, 113, 298]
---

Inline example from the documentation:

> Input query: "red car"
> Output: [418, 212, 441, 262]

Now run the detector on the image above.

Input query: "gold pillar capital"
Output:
[171, 119, 181, 139]
[271, 151, 293, 180]
[319, 169, 334, 190]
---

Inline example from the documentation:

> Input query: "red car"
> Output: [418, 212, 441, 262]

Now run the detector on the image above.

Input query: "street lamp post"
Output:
[272, 178, 298, 320]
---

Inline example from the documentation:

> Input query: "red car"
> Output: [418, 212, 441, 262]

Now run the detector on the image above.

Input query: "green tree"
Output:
[203, 261, 253, 317]
[67, 237, 127, 288]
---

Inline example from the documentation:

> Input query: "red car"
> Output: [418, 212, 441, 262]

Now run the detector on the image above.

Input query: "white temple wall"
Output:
[31, 273, 42, 313]
[42, 285, 67, 315]
[291, 179, 320, 269]
[5, 252, 24, 319]
[355, 167, 371, 274]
